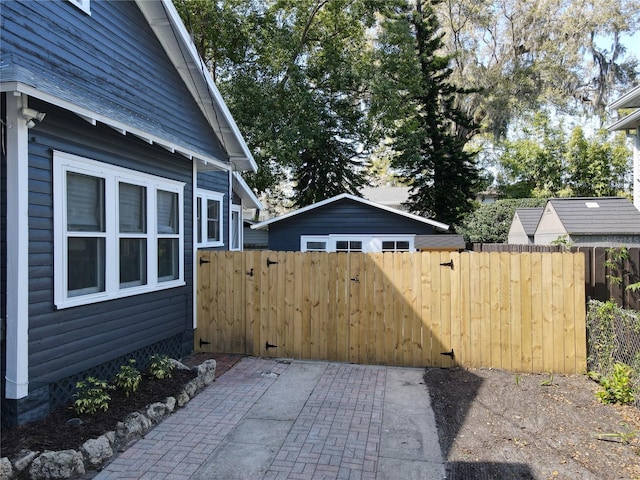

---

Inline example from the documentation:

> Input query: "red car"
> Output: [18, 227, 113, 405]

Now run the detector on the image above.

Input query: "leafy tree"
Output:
[436, 0, 640, 137]
[176, 0, 381, 207]
[372, 0, 481, 226]
[457, 198, 547, 243]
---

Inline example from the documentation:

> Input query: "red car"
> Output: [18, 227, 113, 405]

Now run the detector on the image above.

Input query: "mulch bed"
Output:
[1, 353, 244, 460]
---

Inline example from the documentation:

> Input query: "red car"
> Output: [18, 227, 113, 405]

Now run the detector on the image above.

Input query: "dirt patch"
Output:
[423, 367, 640, 480]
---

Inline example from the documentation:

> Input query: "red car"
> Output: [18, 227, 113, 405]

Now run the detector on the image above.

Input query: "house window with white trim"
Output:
[54, 151, 185, 308]
[196, 190, 224, 247]
[230, 204, 242, 251]
[301, 236, 329, 252]
[381, 240, 411, 252]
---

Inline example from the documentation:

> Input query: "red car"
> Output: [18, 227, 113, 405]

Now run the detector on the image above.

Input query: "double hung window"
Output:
[196, 191, 224, 247]
[54, 151, 184, 308]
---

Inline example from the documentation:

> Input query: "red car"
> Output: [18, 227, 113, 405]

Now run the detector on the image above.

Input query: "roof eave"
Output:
[608, 85, 640, 110]
[606, 109, 640, 132]
[232, 172, 263, 210]
[136, 0, 257, 173]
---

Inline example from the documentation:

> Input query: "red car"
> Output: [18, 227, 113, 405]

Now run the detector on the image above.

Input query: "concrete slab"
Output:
[225, 418, 293, 446]
[190, 441, 278, 480]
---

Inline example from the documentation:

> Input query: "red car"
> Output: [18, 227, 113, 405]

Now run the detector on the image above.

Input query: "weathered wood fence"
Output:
[196, 251, 586, 374]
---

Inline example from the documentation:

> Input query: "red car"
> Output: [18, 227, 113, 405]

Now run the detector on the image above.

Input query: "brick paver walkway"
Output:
[95, 357, 441, 480]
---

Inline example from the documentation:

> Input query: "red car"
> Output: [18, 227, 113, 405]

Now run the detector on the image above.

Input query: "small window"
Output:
[301, 236, 329, 252]
[230, 205, 242, 251]
[382, 240, 411, 252]
[336, 240, 362, 252]
[196, 191, 224, 247]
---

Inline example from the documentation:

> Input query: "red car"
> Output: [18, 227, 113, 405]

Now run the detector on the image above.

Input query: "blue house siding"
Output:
[267, 198, 435, 251]
[1, 0, 226, 162]
[1, 95, 7, 405]
[9, 99, 195, 423]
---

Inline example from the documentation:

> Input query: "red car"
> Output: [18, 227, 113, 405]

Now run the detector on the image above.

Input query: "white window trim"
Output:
[67, 0, 91, 15]
[54, 151, 185, 309]
[196, 190, 225, 247]
[300, 234, 416, 253]
[230, 204, 243, 251]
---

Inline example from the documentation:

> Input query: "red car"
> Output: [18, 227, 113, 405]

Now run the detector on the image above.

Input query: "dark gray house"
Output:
[1, 0, 259, 426]
[252, 193, 449, 252]
[535, 197, 640, 246]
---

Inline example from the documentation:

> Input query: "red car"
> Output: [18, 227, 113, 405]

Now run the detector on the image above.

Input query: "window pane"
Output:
[157, 190, 178, 234]
[231, 210, 240, 249]
[158, 238, 179, 281]
[397, 241, 410, 250]
[336, 241, 348, 251]
[207, 199, 220, 242]
[68, 237, 105, 295]
[307, 241, 327, 251]
[382, 241, 394, 251]
[350, 241, 362, 251]
[119, 183, 146, 233]
[120, 238, 147, 287]
[67, 172, 104, 232]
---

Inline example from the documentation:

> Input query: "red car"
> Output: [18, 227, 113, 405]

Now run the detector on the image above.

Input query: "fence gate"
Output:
[195, 250, 586, 373]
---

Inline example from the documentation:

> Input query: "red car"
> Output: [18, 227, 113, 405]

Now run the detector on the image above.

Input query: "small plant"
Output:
[596, 362, 635, 405]
[551, 234, 573, 251]
[515, 374, 522, 386]
[114, 359, 142, 397]
[149, 354, 175, 379]
[540, 372, 555, 386]
[74, 377, 112, 415]
[594, 423, 638, 444]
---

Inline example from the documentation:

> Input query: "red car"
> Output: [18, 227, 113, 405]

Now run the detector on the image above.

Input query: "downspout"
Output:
[5, 93, 30, 399]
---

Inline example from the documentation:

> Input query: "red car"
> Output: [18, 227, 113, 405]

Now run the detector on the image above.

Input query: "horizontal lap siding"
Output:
[1, 1, 225, 160]
[269, 199, 435, 251]
[27, 104, 194, 385]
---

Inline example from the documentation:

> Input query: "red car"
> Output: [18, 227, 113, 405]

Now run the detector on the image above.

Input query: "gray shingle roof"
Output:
[515, 208, 544, 236]
[415, 234, 465, 249]
[548, 197, 640, 234]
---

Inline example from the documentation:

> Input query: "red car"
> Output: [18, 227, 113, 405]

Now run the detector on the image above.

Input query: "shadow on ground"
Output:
[423, 367, 535, 480]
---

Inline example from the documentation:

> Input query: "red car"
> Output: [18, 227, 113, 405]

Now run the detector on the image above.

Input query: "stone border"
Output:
[1, 359, 217, 480]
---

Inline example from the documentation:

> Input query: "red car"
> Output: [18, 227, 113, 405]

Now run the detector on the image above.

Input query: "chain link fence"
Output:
[586, 300, 640, 408]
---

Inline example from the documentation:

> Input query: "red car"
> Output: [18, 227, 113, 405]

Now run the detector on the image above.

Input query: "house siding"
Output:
[1, 95, 7, 404]
[268, 199, 435, 251]
[17, 99, 194, 422]
[1, 0, 226, 161]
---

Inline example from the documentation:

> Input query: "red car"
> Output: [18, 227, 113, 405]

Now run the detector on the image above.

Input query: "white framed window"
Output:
[301, 236, 329, 252]
[67, 0, 91, 14]
[300, 234, 415, 252]
[196, 190, 224, 247]
[54, 151, 185, 309]
[230, 204, 242, 251]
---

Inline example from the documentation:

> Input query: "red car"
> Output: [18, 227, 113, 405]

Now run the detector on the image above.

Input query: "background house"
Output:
[251, 193, 451, 252]
[534, 197, 640, 246]
[1, 0, 259, 426]
[508, 208, 544, 244]
[607, 85, 640, 211]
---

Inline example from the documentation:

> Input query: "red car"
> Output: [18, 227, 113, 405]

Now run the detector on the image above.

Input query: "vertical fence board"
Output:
[520, 253, 533, 372]
[500, 253, 512, 371]
[420, 252, 433, 366]
[530, 253, 544, 372]
[510, 254, 522, 372]
[541, 253, 554, 373]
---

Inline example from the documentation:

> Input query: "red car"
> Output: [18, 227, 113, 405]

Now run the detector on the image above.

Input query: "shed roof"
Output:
[547, 197, 640, 235]
[251, 193, 449, 231]
[415, 234, 465, 249]
[514, 208, 544, 236]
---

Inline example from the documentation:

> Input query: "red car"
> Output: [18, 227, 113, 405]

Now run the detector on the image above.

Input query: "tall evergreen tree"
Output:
[373, 0, 480, 226]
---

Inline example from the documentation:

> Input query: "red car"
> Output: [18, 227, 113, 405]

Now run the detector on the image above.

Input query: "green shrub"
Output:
[114, 359, 142, 397]
[596, 362, 635, 405]
[149, 354, 175, 379]
[74, 377, 112, 415]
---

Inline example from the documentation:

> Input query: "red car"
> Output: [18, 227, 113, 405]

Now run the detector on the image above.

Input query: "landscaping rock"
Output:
[11, 450, 39, 474]
[195, 359, 217, 385]
[80, 434, 113, 468]
[116, 412, 152, 443]
[183, 379, 198, 398]
[0, 457, 13, 479]
[146, 402, 167, 422]
[164, 396, 176, 413]
[169, 358, 191, 371]
[28, 450, 85, 480]
[176, 391, 190, 407]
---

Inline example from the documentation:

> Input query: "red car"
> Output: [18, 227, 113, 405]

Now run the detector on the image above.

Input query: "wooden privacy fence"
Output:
[196, 251, 586, 373]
